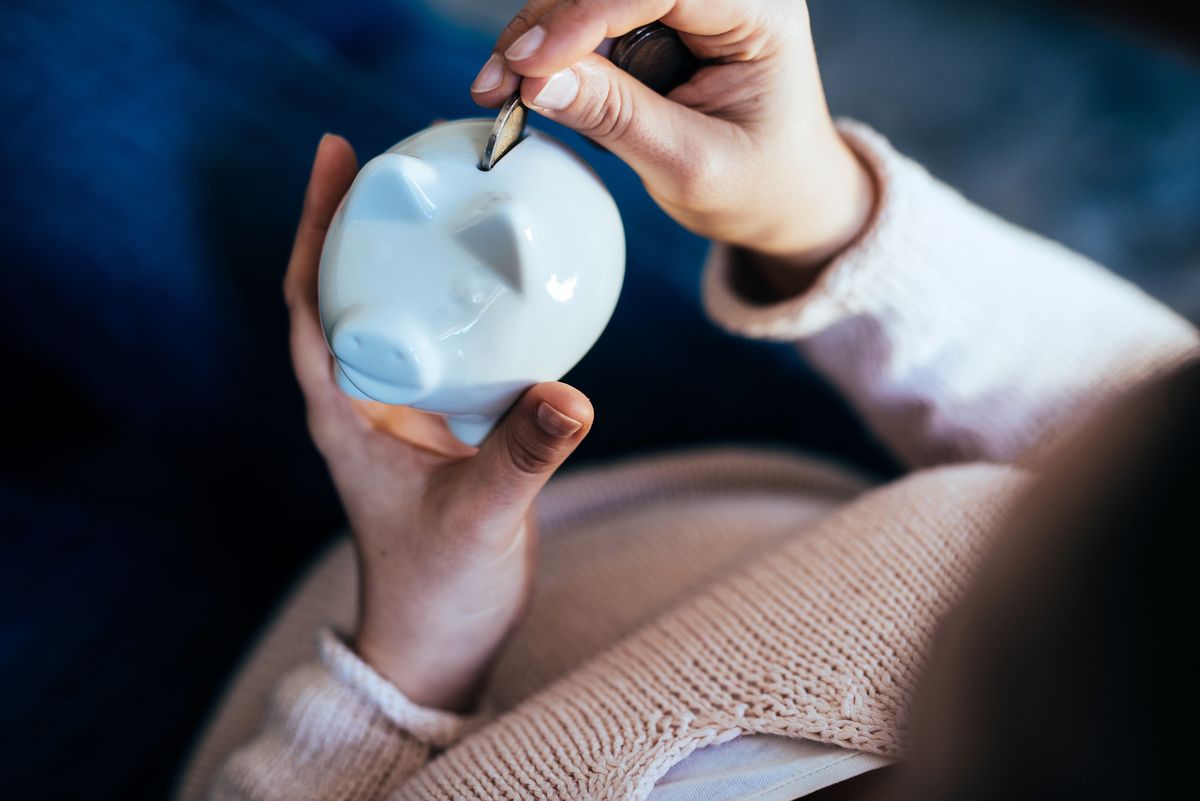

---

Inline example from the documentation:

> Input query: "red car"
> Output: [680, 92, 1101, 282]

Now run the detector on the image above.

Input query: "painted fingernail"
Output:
[532, 69, 579, 111]
[505, 25, 546, 61]
[471, 53, 505, 93]
[536, 402, 582, 438]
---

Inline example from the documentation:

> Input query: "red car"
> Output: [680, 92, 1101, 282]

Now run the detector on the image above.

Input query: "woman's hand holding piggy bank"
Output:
[287, 136, 594, 710]
[318, 118, 624, 446]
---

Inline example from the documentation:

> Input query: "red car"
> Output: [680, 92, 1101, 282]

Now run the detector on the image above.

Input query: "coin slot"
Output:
[478, 132, 529, 172]
[480, 95, 528, 171]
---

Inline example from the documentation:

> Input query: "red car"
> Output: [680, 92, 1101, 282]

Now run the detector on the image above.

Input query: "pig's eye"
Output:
[429, 270, 505, 340]
[452, 272, 493, 307]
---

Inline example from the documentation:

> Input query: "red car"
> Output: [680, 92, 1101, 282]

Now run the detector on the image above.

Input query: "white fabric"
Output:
[649, 735, 890, 801]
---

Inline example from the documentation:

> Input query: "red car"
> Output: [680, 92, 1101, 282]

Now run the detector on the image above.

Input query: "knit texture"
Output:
[206, 121, 1198, 801]
[705, 121, 1199, 467]
[397, 465, 1024, 800]
[487, 448, 874, 713]
[214, 663, 430, 801]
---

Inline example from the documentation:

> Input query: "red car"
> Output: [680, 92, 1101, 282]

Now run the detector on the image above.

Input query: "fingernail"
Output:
[471, 53, 505, 93]
[505, 25, 546, 61]
[536, 401, 582, 438]
[532, 69, 579, 111]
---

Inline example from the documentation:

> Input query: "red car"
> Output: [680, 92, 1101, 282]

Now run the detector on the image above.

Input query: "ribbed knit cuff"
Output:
[319, 629, 470, 748]
[702, 118, 1198, 467]
[702, 120, 919, 341]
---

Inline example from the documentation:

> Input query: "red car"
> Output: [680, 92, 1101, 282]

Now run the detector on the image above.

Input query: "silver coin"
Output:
[480, 94, 528, 171]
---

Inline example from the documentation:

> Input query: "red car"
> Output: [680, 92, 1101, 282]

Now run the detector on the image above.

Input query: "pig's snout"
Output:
[329, 315, 439, 405]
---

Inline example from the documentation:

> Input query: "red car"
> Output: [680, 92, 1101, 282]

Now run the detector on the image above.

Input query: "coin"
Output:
[480, 94, 528, 171]
[611, 22, 700, 96]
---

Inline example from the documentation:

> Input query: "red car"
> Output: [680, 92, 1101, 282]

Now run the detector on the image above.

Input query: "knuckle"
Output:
[505, 427, 559, 476]
[503, 7, 540, 44]
[582, 77, 635, 142]
[564, 0, 602, 21]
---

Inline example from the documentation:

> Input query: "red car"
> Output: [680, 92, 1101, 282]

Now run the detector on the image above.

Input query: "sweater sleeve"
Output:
[210, 630, 469, 801]
[703, 121, 1199, 468]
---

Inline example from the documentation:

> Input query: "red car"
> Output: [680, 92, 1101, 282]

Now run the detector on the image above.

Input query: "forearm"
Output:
[705, 121, 1199, 468]
[211, 631, 467, 801]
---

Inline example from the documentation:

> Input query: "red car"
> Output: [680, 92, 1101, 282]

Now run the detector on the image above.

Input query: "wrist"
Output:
[741, 131, 876, 298]
[354, 619, 494, 713]
[351, 524, 532, 712]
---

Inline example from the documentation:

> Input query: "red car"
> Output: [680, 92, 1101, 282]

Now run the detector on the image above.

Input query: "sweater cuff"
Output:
[702, 120, 918, 341]
[319, 629, 470, 748]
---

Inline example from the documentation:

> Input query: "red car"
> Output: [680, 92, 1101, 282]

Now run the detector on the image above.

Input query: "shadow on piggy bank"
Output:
[318, 119, 626, 445]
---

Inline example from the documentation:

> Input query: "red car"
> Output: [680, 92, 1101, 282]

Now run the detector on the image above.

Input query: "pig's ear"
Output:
[451, 195, 537, 293]
[343, 154, 437, 223]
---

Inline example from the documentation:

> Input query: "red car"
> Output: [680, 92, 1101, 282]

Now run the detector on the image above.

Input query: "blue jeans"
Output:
[0, 1, 891, 798]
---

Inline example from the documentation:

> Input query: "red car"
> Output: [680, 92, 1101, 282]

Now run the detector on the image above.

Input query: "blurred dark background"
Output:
[1, 1, 1196, 799]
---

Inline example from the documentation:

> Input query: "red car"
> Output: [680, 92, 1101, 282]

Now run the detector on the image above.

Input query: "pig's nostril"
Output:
[329, 319, 438, 403]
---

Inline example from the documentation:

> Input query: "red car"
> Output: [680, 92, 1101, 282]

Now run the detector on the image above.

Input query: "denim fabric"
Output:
[1, 1, 1196, 800]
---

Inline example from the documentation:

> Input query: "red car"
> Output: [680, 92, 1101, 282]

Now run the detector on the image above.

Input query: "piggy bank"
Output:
[318, 119, 625, 445]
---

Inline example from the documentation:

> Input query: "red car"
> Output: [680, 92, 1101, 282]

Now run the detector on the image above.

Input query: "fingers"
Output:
[353, 399, 478, 459]
[470, 0, 558, 107]
[471, 0, 753, 106]
[500, 0, 752, 79]
[285, 134, 359, 413]
[461, 382, 593, 527]
[520, 53, 728, 208]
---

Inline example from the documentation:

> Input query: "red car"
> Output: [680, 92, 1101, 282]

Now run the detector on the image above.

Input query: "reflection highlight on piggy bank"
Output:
[318, 119, 625, 445]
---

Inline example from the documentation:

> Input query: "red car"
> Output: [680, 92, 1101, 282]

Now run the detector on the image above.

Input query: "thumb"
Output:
[519, 53, 725, 204]
[465, 382, 594, 522]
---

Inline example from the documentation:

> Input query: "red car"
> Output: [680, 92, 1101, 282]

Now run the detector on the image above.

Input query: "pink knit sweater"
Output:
[195, 123, 1198, 801]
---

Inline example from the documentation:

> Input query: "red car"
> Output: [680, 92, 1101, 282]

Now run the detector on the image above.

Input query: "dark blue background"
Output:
[1, 1, 1197, 799]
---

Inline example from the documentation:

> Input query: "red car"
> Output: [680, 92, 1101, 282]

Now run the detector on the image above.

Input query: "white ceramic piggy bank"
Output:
[318, 119, 625, 445]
